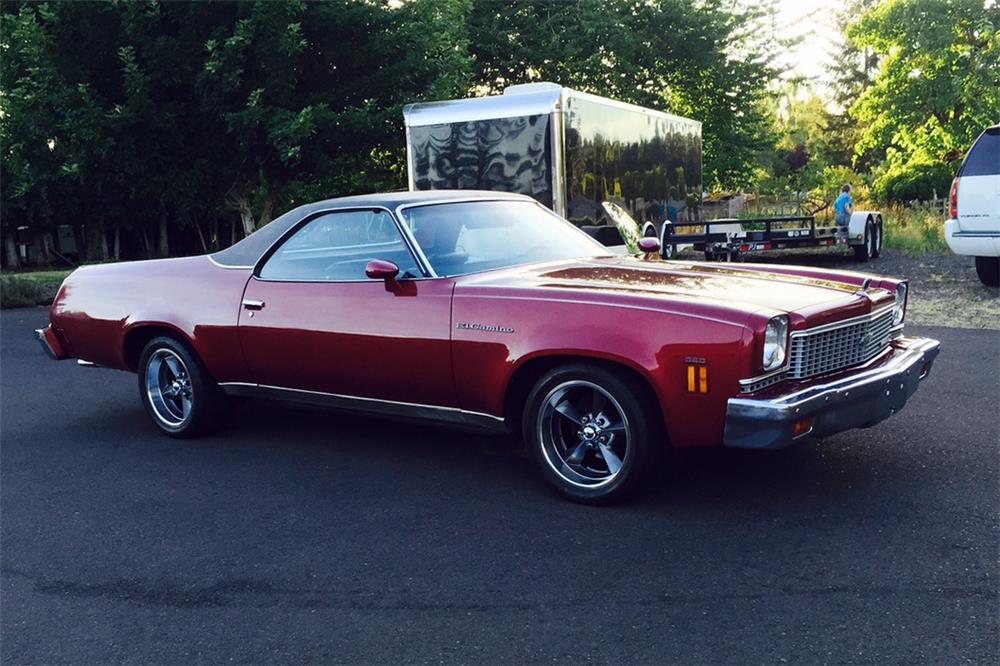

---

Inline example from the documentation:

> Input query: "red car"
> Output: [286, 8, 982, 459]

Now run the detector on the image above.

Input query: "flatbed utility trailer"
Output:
[656, 211, 886, 262]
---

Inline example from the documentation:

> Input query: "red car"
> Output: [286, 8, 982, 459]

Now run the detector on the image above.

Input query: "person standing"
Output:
[834, 184, 854, 225]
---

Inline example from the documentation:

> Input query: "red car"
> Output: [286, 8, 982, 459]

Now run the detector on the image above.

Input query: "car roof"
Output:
[304, 189, 534, 211]
[211, 190, 537, 268]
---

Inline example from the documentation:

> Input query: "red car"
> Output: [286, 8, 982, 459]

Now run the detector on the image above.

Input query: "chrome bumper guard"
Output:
[724, 336, 940, 450]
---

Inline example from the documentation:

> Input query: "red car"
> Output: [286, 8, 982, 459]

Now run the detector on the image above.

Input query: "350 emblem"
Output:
[456, 322, 515, 334]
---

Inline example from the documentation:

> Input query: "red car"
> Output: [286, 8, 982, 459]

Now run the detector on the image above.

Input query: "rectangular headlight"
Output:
[763, 315, 789, 371]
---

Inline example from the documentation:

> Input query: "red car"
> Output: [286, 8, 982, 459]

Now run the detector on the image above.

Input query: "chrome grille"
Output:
[787, 307, 895, 379]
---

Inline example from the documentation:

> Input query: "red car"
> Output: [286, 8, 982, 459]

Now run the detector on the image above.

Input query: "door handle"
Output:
[242, 299, 265, 311]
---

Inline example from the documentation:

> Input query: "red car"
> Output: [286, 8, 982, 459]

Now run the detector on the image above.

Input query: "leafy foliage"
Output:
[848, 0, 1000, 191]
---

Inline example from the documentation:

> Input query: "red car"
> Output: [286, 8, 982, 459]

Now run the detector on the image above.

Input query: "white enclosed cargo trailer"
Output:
[403, 82, 702, 235]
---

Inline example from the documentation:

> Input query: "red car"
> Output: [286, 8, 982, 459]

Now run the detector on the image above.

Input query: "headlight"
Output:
[893, 282, 907, 326]
[763, 315, 789, 371]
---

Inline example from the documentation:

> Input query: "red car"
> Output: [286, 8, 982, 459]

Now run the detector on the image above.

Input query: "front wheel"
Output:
[975, 256, 1000, 287]
[138, 336, 232, 438]
[522, 363, 660, 503]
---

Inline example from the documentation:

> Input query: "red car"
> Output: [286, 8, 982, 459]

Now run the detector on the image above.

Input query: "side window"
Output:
[961, 129, 1000, 177]
[259, 210, 421, 281]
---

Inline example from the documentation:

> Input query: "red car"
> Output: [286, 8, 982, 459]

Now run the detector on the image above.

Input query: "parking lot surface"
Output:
[2, 307, 998, 664]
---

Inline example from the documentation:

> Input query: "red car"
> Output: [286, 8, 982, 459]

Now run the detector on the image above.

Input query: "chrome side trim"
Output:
[206, 254, 253, 270]
[217, 382, 507, 432]
[950, 230, 1000, 238]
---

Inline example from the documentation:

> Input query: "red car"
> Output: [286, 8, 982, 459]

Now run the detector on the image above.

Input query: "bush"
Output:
[0, 276, 43, 309]
[873, 161, 954, 204]
[881, 205, 948, 255]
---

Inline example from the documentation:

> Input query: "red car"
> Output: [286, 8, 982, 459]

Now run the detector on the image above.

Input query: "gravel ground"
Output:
[693, 246, 999, 330]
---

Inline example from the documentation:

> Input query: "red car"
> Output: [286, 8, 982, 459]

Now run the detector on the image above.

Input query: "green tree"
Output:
[849, 0, 1000, 200]
[468, 0, 779, 190]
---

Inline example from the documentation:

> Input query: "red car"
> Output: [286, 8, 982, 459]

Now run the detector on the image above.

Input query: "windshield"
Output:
[399, 200, 613, 277]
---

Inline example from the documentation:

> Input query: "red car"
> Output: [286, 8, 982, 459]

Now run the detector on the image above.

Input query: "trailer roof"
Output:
[403, 82, 701, 129]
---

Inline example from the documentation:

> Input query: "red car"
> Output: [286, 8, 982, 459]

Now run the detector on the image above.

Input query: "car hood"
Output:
[456, 256, 894, 325]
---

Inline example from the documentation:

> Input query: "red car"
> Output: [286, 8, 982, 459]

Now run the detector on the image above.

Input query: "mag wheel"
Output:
[138, 336, 232, 438]
[523, 364, 659, 503]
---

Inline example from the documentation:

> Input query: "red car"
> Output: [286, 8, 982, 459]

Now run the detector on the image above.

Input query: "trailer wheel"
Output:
[853, 222, 875, 262]
[872, 218, 884, 258]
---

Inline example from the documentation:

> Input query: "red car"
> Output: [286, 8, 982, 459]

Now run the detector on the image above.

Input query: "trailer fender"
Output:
[848, 211, 880, 246]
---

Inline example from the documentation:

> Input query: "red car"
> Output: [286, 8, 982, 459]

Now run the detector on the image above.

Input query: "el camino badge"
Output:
[456, 322, 515, 334]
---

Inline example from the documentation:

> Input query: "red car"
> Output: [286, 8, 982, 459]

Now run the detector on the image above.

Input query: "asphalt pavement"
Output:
[2, 307, 998, 664]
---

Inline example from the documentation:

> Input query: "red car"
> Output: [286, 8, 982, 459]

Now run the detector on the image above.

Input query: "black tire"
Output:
[853, 221, 874, 262]
[975, 256, 1000, 287]
[522, 363, 662, 504]
[137, 335, 233, 438]
[872, 220, 884, 258]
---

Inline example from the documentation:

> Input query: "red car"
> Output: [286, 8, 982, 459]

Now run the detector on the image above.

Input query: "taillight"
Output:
[949, 177, 959, 219]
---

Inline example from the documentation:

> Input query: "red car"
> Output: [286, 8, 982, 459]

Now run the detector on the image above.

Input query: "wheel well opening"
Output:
[122, 325, 184, 372]
[503, 355, 664, 435]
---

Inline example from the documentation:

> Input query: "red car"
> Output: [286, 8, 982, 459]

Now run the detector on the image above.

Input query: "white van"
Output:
[945, 125, 1000, 286]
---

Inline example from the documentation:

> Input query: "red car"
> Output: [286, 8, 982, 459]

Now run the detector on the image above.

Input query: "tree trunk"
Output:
[158, 204, 169, 257]
[141, 229, 151, 259]
[194, 219, 208, 254]
[98, 219, 109, 260]
[32, 230, 51, 267]
[113, 226, 121, 260]
[230, 219, 236, 247]
[3, 232, 21, 270]
[74, 224, 89, 263]
[210, 217, 219, 251]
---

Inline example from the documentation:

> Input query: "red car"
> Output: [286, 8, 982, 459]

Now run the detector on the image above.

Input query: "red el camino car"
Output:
[36, 191, 940, 502]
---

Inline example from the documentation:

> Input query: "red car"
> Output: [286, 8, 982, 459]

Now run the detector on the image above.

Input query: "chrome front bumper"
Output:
[724, 336, 940, 450]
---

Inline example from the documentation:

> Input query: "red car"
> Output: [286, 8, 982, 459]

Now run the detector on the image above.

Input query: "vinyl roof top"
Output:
[210, 190, 534, 268]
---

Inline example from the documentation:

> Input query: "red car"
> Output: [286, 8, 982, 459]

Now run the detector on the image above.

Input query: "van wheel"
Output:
[975, 257, 999, 287]
[853, 222, 874, 262]
[523, 363, 660, 504]
[138, 336, 233, 438]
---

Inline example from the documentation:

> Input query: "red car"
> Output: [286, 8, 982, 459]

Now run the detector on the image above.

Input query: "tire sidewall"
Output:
[522, 364, 657, 503]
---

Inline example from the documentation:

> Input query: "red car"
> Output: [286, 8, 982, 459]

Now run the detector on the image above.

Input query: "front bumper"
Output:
[724, 336, 940, 449]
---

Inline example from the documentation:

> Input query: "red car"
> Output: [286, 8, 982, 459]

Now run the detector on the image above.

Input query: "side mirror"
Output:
[365, 259, 400, 282]
[638, 237, 660, 260]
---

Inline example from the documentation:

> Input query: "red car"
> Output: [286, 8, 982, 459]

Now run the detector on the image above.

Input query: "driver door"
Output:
[237, 208, 458, 408]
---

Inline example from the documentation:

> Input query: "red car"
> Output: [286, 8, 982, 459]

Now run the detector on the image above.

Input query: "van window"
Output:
[961, 129, 1000, 177]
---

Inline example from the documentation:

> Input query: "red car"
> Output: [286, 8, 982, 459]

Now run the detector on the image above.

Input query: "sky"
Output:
[773, 0, 842, 88]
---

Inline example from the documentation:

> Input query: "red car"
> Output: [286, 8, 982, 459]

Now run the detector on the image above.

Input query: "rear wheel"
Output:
[522, 363, 660, 503]
[853, 221, 874, 262]
[975, 256, 999, 287]
[872, 220, 883, 258]
[138, 336, 232, 438]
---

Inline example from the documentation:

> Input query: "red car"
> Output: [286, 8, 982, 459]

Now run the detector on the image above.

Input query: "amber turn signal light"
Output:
[686, 365, 708, 393]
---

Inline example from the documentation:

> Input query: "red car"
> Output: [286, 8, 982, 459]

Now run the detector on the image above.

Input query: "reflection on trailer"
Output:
[403, 82, 702, 250]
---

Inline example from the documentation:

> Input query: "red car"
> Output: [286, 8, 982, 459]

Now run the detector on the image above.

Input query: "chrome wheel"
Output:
[145, 348, 193, 427]
[537, 380, 631, 488]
